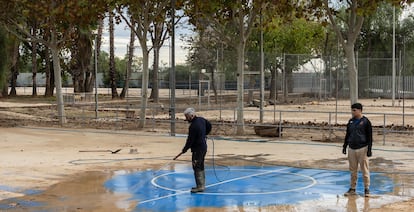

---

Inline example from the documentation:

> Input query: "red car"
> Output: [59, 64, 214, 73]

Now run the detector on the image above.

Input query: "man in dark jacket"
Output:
[343, 103, 373, 197]
[174, 108, 212, 193]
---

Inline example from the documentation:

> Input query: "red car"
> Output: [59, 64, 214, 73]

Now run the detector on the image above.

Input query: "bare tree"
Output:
[186, 0, 266, 134]
[315, 0, 409, 104]
[149, 9, 172, 103]
[0, 0, 110, 124]
[323, 0, 363, 104]
[118, 0, 171, 128]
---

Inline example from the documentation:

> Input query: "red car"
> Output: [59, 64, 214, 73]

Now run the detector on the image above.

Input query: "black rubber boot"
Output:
[191, 170, 205, 193]
[191, 171, 199, 191]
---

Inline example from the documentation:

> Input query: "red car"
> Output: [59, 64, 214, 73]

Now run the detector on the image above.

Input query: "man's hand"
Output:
[367, 149, 372, 157]
[342, 147, 347, 155]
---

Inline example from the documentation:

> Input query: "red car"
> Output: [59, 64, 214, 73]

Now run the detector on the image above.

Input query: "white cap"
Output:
[183, 107, 196, 116]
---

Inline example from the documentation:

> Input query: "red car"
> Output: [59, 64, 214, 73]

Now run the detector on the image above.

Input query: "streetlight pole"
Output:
[259, 8, 264, 123]
[392, 6, 396, 106]
[94, 34, 99, 119]
[170, 0, 176, 136]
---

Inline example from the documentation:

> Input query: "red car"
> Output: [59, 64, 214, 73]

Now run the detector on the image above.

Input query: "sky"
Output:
[100, 16, 193, 66]
[401, 3, 414, 19]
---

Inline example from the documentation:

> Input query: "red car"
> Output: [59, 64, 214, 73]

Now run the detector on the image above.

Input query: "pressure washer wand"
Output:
[173, 152, 183, 160]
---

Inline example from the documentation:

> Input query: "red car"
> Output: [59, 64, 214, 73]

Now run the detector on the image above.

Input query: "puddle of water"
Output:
[0, 171, 135, 212]
[0, 185, 43, 208]
[0, 199, 43, 210]
[0, 185, 42, 196]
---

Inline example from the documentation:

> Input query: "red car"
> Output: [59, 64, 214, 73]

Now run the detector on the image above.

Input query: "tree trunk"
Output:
[324, 0, 363, 105]
[149, 46, 160, 102]
[236, 42, 245, 135]
[44, 47, 54, 97]
[84, 32, 94, 93]
[283, 67, 294, 102]
[120, 28, 135, 99]
[92, 18, 104, 93]
[109, 12, 118, 99]
[72, 29, 92, 93]
[0, 84, 6, 98]
[247, 75, 255, 104]
[269, 68, 279, 101]
[9, 39, 19, 97]
[344, 45, 358, 104]
[72, 72, 82, 93]
[0, 26, 7, 98]
[210, 68, 218, 104]
[50, 29, 66, 125]
[81, 31, 92, 92]
[9, 65, 18, 97]
[31, 28, 38, 97]
[149, 20, 168, 103]
[138, 46, 149, 128]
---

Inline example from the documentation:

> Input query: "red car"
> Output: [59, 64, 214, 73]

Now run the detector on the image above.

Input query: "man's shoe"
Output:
[344, 188, 356, 196]
[364, 189, 370, 197]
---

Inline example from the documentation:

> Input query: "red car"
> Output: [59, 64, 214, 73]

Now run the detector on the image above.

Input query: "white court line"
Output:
[136, 189, 189, 205]
[138, 167, 292, 205]
[201, 171, 317, 195]
[151, 167, 317, 195]
[206, 168, 291, 189]
[151, 167, 291, 193]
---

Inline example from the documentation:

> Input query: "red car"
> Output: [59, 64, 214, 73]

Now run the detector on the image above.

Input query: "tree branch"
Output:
[324, 0, 346, 47]
[4, 19, 47, 45]
[348, 0, 356, 32]
[244, 4, 259, 41]
[117, 8, 144, 45]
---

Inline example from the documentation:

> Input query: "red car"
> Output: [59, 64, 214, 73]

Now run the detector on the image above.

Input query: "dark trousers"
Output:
[192, 150, 206, 172]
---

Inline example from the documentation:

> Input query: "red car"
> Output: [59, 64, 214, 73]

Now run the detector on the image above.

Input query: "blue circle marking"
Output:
[104, 165, 394, 211]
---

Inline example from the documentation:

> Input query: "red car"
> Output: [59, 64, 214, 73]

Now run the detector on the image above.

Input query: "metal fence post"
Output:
[152, 107, 155, 132]
[279, 111, 282, 139]
[116, 106, 119, 130]
[233, 108, 237, 134]
[329, 112, 332, 141]
[383, 114, 386, 145]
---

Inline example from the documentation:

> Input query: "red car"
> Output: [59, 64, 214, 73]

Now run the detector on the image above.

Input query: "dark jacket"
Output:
[182, 116, 212, 153]
[344, 116, 373, 150]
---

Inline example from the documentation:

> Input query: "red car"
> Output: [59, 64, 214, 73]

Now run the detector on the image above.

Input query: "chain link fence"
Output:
[8, 50, 414, 146]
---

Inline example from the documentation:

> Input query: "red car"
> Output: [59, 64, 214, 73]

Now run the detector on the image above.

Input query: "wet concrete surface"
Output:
[105, 164, 413, 212]
[0, 171, 135, 212]
[1, 164, 413, 212]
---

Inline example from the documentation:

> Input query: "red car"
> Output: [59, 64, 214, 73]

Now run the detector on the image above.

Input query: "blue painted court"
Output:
[105, 165, 394, 211]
